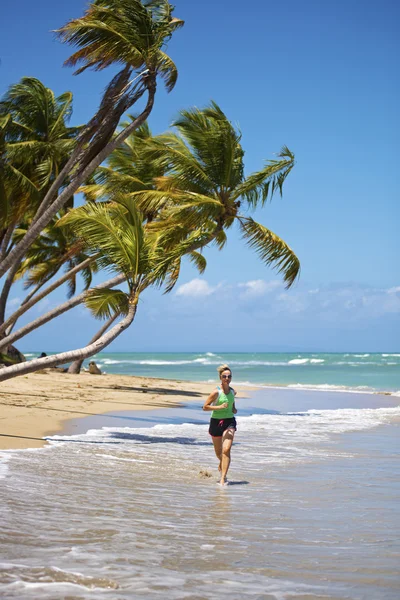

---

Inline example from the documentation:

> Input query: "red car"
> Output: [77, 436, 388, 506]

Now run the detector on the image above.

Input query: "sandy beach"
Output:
[0, 370, 217, 450]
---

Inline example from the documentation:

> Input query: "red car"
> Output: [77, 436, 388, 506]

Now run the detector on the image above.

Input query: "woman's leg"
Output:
[212, 436, 223, 471]
[220, 428, 235, 484]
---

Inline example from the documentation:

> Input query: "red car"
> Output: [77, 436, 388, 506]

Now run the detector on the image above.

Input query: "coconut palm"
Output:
[0, 0, 183, 280]
[0, 214, 99, 339]
[0, 79, 80, 334]
[132, 102, 300, 287]
[0, 198, 148, 380]
[0, 192, 206, 381]
[0, 77, 79, 195]
[80, 118, 163, 222]
[0, 273, 126, 356]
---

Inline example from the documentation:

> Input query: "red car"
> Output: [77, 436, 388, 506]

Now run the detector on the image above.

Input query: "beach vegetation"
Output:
[0, 0, 182, 369]
[0, 0, 182, 300]
[134, 102, 300, 288]
[0, 2, 300, 382]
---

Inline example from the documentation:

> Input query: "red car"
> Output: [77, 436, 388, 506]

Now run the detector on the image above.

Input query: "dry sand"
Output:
[0, 370, 217, 450]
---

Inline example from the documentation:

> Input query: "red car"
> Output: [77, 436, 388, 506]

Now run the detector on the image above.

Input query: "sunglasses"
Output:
[221, 374, 232, 379]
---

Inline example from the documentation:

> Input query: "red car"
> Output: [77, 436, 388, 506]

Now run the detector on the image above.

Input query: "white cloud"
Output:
[238, 280, 267, 297]
[277, 292, 308, 313]
[173, 278, 400, 320]
[175, 278, 216, 298]
[238, 279, 282, 298]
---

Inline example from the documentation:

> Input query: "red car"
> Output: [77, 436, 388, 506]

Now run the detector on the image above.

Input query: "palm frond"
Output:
[162, 257, 181, 293]
[59, 200, 147, 286]
[233, 147, 295, 207]
[188, 251, 206, 274]
[56, 0, 182, 92]
[213, 229, 227, 250]
[239, 217, 300, 288]
[85, 287, 130, 320]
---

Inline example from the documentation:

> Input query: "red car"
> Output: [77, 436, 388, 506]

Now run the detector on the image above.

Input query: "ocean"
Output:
[1, 352, 399, 598]
[25, 350, 400, 394]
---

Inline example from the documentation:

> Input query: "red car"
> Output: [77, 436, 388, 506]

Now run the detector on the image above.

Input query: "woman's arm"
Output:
[203, 390, 228, 411]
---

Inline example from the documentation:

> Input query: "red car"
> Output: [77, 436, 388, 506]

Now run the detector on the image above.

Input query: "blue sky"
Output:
[1, 0, 399, 352]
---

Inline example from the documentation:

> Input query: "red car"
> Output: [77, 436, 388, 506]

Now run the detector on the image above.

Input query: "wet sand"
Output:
[0, 370, 221, 450]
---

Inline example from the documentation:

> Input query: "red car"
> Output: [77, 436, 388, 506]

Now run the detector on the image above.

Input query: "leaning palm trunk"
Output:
[0, 295, 138, 382]
[0, 84, 156, 280]
[0, 255, 97, 337]
[0, 273, 126, 353]
[67, 312, 119, 374]
[0, 225, 14, 262]
[0, 262, 20, 326]
[32, 66, 133, 224]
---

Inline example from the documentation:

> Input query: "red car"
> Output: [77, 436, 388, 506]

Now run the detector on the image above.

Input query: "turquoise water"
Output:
[26, 351, 400, 393]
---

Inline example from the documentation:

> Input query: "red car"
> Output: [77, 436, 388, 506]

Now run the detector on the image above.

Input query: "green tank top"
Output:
[211, 387, 235, 419]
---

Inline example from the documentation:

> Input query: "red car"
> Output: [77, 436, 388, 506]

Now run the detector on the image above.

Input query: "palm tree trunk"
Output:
[0, 261, 20, 328]
[0, 79, 156, 280]
[0, 255, 97, 337]
[0, 296, 138, 382]
[0, 273, 126, 353]
[0, 224, 14, 262]
[32, 66, 133, 224]
[67, 312, 119, 374]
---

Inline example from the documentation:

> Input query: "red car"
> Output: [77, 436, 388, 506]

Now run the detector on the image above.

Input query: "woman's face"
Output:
[220, 370, 232, 383]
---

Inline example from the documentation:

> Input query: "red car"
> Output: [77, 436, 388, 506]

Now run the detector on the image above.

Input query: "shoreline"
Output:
[1, 369, 398, 451]
[0, 370, 218, 450]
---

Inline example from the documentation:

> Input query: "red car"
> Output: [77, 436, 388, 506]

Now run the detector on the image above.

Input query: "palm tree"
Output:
[132, 102, 300, 287]
[0, 213, 99, 339]
[67, 118, 163, 373]
[0, 0, 183, 281]
[66, 103, 300, 372]
[0, 77, 79, 196]
[80, 118, 164, 222]
[0, 78, 80, 335]
[0, 199, 148, 381]
[0, 190, 212, 382]
[0, 273, 127, 355]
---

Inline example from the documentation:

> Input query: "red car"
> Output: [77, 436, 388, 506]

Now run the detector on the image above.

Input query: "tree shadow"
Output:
[92, 385, 204, 397]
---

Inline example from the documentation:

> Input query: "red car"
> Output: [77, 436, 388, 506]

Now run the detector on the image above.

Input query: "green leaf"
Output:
[85, 288, 130, 320]
[240, 217, 300, 288]
[188, 251, 206, 274]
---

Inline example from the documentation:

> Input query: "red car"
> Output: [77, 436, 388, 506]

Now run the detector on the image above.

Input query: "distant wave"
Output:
[96, 356, 397, 368]
[382, 354, 400, 357]
[98, 358, 331, 367]
[235, 382, 394, 396]
[288, 358, 325, 365]
[286, 383, 376, 394]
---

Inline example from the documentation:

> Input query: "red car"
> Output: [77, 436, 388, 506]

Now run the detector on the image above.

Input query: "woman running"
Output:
[203, 364, 237, 486]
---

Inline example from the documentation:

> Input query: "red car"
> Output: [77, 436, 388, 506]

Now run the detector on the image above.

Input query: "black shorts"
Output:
[209, 417, 237, 437]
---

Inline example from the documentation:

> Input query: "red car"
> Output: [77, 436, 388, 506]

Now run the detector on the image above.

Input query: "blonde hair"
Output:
[217, 364, 232, 378]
